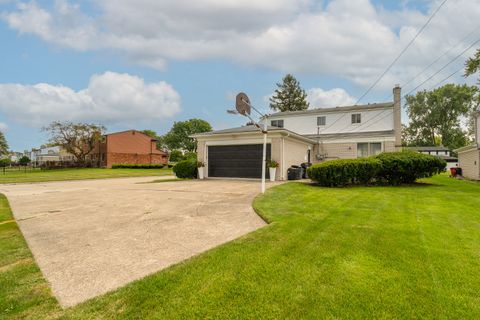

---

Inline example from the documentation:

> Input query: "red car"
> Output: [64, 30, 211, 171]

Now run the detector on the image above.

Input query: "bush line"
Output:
[307, 151, 446, 187]
[111, 164, 166, 169]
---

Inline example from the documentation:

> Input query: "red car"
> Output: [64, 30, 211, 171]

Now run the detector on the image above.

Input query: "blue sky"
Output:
[0, 0, 478, 151]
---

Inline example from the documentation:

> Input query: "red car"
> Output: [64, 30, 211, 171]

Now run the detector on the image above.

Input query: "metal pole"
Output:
[261, 119, 267, 194]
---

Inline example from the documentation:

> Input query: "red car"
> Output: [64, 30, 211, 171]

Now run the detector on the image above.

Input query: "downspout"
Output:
[204, 140, 208, 178]
[282, 133, 290, 180]
[281, 137, 285, 180]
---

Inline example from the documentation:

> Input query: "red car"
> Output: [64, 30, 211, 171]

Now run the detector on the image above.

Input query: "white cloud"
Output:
[2, 0, 480, 90]
[0, 122, 8, 131]
[0, 72, 181, 127]
[307, 88, 356, 108]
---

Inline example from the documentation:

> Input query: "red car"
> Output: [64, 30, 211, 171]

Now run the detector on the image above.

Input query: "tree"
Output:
[168, 150, 184, 162]
[142, 129, 167, 150]
[0, 131, 8, 157]
[404, 84, 477, 150]
[269, 74, 309, 112]
[42, 121, 106, 165]
[19, 156, 31, 166]
[465, 48, 480, 83]
[0, 158, 11, 167]
[142, 129, 157, 138]
[163, 119, 212, 152]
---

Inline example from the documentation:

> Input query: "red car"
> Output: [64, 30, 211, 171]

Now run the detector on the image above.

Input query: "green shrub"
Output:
[173, 159, 197, 178]
[308, 151, 446, 187]
[184, 152, 197, 160]
[0, 158, 11, 167]
[111, 164, 165, 169]
[375, 151, 446, 185]
[169, 150, 184, 162]
[307, 158, 382, 187]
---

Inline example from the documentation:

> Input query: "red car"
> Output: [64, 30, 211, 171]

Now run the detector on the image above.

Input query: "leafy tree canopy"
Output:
[19, 155, 31, 166]
[0, 131, 8, 156]
[403, 84, 478, 150]
[465, 48, 480, 83]
[42, 121, 106, 165]
[163, 119, 212, 152]
[142, 129, 167, 150]
[269, 74, 310, 112]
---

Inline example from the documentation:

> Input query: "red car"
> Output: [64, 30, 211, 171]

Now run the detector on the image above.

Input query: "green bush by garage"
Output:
[173, 159, 198, 179]
[307, 151, 446, 187]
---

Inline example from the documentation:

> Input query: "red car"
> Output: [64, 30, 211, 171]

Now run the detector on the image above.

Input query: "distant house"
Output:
[29, 146, 74, 166]
[193, 85, 402, 180]
[90, 130, 168, 168]
[455, 111, 480, 180]
[407, 146, 458, 170]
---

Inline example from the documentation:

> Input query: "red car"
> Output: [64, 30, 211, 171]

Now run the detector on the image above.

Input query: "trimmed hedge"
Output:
[111, 164, 165, 169]
[375, 150, 446, 185]
[307, 158, 382, 187]
[307, 151, 446, 187]
[173, 159, 197, 179]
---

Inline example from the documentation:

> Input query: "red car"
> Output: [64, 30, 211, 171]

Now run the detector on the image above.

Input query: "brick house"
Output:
[90, 130, 168, 168]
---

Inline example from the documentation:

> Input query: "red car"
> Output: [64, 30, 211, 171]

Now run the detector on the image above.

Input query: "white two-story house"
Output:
[193, 85, 402, 180]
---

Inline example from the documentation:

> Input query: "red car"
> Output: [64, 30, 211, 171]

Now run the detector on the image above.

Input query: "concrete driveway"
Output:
[0, 177, 270, 307]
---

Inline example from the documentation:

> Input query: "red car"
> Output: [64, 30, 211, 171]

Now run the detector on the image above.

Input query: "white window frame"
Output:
[351, 113, 361, 124]
[271, 119, 284, 128]
[317, 116, 326, 126]
[357, 142, 383, 158]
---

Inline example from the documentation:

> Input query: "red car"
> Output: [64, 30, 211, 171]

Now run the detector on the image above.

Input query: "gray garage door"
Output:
[208, 144, 271, 178]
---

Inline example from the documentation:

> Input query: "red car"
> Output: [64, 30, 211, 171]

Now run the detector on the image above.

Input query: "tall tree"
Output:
[142, 129, 167, 150]
[465, 48, 480, 82]
[404, 84, 477, 150]
[269, 74, 309, 112]
[0, 131, 8, 157]
[465, 49, 480, 136]
[19, 155, 31, 166]
[163, 119, 212, 152]
[42, 121, 106, 165]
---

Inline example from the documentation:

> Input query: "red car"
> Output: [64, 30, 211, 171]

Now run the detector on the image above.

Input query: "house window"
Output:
[271, 120, 284, 128]
[351, 113, 361, 124]
[317, 116, 326, 126]
[357, 142, 382, 158]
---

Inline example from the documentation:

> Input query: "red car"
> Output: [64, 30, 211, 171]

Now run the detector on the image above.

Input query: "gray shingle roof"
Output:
[268, 102, 394, 117]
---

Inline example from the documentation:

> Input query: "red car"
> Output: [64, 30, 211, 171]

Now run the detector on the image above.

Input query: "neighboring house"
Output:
[29, 146, 74, 166]
[8, 151, 23, 163]
[455, 111, 480, 180]
[407, 146, 458, 170]
[193, 85, 402, 180]
[90, 130, 168, 168]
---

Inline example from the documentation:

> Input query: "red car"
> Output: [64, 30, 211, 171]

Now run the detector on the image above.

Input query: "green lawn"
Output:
[0, 168, 173, 184]
[1, 174, 480, 319]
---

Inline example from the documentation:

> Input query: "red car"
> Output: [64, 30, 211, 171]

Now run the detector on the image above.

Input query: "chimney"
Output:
[393, 84, 402, 149]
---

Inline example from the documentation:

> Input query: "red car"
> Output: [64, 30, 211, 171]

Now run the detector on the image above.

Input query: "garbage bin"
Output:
[287, 165, 303, 180]
[301, 162, 312, 179]
[456, 167, 462, 176]
[450, 167, 457, 177]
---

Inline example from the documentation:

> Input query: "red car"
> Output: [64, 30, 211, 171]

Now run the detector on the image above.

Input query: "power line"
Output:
[402, 25, 479, 90]
[403, 37, 480, 97]
[336, 109, 391, 133]
[345, 109, 392, 133]
[427, 65, 465, 90]
[382, 27, 480, 102]
[355, 0, 449, 105]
